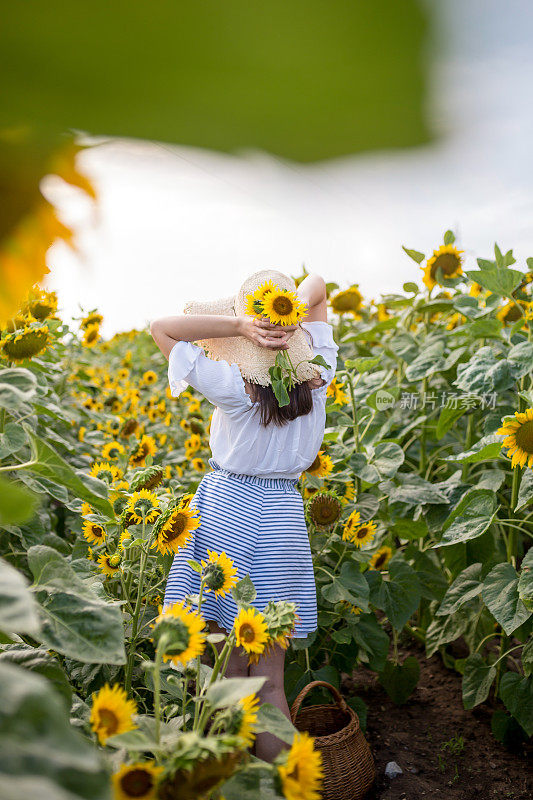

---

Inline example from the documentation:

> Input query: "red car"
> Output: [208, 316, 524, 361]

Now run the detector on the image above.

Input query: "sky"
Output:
[43, 0, 533, 338]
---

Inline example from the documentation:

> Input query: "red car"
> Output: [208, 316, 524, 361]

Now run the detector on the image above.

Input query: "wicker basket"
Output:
[290, 680, 375, 800]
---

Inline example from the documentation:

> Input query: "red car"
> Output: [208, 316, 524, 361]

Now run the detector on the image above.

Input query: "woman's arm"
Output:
[150, 314, 296, 360]
[297, 274, 328, 323]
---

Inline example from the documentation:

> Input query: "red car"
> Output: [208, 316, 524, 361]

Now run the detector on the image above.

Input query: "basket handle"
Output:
[290, 680, 348, 723]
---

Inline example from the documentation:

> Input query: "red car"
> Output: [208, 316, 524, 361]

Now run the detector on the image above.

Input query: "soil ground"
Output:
[342, 639, 532, 800]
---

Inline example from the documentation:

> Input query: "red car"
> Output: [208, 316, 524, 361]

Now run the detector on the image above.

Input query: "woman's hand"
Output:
[238, 315, 299, 350]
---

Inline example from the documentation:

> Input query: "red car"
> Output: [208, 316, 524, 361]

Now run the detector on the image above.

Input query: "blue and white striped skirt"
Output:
[163, 458, 317, 637]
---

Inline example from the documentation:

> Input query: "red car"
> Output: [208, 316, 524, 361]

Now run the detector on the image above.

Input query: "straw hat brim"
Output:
[183, 269, 321, 387]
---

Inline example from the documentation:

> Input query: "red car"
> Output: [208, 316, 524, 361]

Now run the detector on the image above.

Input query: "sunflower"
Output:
[130, 466, 164, 492]
[422, 244, 464, 290]
[152, 600, 207, 665]
[83, 520, 107, 546]
[81, 312, 103, 330]
[191, 457, 206, 472]
[245, 279, 279, 315]
[22, 288, 58, 321]
[234, 608, 269, 655]
[83, 322, 101, 347]
[496, 301, 530, 326]
[261, 288, 307, 326]
[345, 520, 377, 548]
[224, 693, 260, 748]
[341, 509, 361, 541]
[305, 490, 342, 529]
[201, 550, 238, 597]
[0, 325, 50, 361]
[129, 435, 157, 467]
[90, 683, 138, 745]
[277, 731, 324, 800]
[102, 440, 126, 461]
[330, 286, 363, 316]
[369, 545, 393, 570]
[184, 433, 202, 454]
[497, 408, 533, 468]
[126, 489, 160, 524]
[340, 481, 356, 505]
[98, 551, 122, 577]
[78, 426, 86, 443]
[152, 503, 200, 555]
[377, 303, 391, 322]
[326, 378, 349, 406]
[305, 451, 333, 478]
[117, 367, 130, 381]
[120, 417, 139, 439]
[142, 370, 158, 385]
[90, 461, 121, 484]
[112, 761, 163, 800]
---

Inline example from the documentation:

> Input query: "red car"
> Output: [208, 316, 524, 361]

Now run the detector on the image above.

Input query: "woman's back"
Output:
[168, 320, 339, 478]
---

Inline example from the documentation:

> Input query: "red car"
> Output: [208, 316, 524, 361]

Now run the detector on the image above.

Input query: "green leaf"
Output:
[0, 368, 37, 411]
[454, 347, 514, 394]
[337, 562, 370, 611]
[443, 434, 502, 464]
[402, 246, 425, 264]
[309, 354, 332, 370]
[507, 341, 533, 378]
[388, 474, 448, 507]
[0, 644, 72, 709]
[255, 702, 298, 745]
[404, 342, 446, 382]
[403, 282, 419, 293]
[522, 638, 533, 678]
[436, 489, 498, 547]
[443, 230, 456, 245]
[0, 474, 37, 525]
[371, 557, 420, 631]
[465, 269, 524, 298]
[345, 355, 381, 373]
[499, 673, 533, 737]
[205, 676, 267, 709]
[391, 517, 429, 541]
[436, 404, 467, 440]
[425, 600, 477, 658]
[462, 653, 496, 709]
[231, 575, 256, 606]
[0, 421, 27, 459]
[482, 563, 531, 635]
[2, 0, 430, 168]
[372, 442, 405, 478]
[516, 468, 533, 512]
[351, 614, 389, 671]
[379, 656, 420, 705]
[437, 563, 483, 616]
[0, 662, 108, 799]
[348, 453, 380, 485]
[518, 549, 533, 612]
[28, 545, 126, 664]
[21, 424, 114, 518]
[0, 556, 40, 635]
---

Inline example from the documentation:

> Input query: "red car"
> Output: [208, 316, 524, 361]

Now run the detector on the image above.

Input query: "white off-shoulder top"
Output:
[167, 321, 339, 479]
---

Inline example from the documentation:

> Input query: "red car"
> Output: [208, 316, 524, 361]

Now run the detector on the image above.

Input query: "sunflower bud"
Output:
[130, 466, 164, 492]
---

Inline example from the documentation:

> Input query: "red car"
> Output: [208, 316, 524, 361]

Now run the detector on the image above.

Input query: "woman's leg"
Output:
[248, 643, 291, 762]
[207, 620, 249, 678]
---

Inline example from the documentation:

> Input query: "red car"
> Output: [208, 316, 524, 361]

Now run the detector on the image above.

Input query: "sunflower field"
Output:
[0, 230, 532, 800]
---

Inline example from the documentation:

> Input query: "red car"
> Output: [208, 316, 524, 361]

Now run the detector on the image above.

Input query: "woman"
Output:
[150, 269, 339, 761]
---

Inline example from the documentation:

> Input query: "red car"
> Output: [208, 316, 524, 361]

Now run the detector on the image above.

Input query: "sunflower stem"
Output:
[419, 377, 428, 475]
[153, 634, 169, 745]
[124, 519, 149, 695]
[0, 458, 38, 473]
[507, 466, 522, 566]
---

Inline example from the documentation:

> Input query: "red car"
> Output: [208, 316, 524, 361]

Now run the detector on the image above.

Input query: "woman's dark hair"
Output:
[248, 379, 322, 426]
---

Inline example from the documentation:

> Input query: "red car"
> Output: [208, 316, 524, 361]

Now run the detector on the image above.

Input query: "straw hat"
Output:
[183, 269, 321, 387]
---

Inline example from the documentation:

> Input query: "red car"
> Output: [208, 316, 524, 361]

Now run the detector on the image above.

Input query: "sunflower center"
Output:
[374, 553, 387, 569]
[356, 526, 369, 539]
[503, 304, 522, 322]
[272, 295, 293, 316]
[164, 512, 187, 540]
[134, 498, 155, 517]
[431, 253, 460, 278]
[240, 623, 256, 643]
[98, 708, 119, 735]
[93, 525, 105, 539]
[515, 420, 533, 454]
[121, 768, 154, 797]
